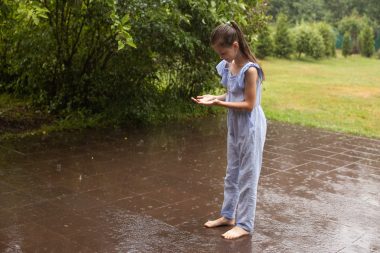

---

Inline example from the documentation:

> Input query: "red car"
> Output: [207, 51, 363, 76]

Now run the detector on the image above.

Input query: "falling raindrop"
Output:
[137, 139, 144, 147]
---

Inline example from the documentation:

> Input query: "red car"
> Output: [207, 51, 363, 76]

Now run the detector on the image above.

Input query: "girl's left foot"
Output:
[221, 226, 250, 240]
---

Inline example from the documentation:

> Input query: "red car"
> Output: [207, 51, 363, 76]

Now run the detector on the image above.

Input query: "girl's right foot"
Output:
[204, 217, 235, 228]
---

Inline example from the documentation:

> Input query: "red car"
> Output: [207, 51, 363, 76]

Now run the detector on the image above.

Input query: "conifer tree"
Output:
[274, 13, 294, 58]
[294, 25, 312, 58]
[310, 30, 325, 59]
[256, 26, 274, 59]
[342, 32, 352, 57]
[318, 23, 336, 57]
[359, 25, 375, 57]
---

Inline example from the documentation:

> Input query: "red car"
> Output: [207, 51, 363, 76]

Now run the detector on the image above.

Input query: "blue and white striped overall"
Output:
[216, 60, 267, 232]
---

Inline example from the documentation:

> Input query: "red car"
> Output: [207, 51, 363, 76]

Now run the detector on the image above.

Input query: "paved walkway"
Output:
[0, 118, 379, 252]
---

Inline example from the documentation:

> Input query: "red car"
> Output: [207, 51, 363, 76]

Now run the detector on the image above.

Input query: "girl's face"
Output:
[212, 41, 239, 63]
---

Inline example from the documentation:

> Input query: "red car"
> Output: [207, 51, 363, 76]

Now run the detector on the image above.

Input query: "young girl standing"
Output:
[192, 21, 267, 240]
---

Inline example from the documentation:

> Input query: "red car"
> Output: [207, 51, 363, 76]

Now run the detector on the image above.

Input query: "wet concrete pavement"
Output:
[0, 117, 379, 252]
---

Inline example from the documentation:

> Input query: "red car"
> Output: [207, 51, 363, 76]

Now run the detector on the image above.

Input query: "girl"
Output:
[192, 21, 267, 240]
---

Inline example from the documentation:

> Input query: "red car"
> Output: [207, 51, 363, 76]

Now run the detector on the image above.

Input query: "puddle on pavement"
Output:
[0, 116, 379, 252]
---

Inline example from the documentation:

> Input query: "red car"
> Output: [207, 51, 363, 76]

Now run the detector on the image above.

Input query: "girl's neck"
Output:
[233, 52, 249, 67]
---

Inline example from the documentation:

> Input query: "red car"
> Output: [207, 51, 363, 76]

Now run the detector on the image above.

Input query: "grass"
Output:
[260, 53, 380, 138]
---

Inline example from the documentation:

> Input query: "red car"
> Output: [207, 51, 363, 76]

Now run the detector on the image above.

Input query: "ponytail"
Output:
[211, 21, 265, 80]
[230, 21, 259, 65]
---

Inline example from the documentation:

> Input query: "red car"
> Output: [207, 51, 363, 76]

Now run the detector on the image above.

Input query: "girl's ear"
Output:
[232, 41, 239, 49]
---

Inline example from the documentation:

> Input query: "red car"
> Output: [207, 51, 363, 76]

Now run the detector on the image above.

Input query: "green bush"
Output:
[293, 23, 327, 59]
[359, 25, 375, 57]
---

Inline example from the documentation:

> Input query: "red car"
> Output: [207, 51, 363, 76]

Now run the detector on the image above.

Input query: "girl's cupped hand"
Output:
[191, 95, 220, 106]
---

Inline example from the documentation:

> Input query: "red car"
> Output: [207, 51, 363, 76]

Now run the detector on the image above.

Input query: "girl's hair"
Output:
[210, 21, 264, 79]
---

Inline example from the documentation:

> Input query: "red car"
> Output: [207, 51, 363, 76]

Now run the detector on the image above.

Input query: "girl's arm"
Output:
[214, 94, 227, 101]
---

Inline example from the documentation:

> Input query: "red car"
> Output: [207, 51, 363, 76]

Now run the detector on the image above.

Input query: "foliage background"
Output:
[0, 0, 269, 128]
[1, 0, 379, 135]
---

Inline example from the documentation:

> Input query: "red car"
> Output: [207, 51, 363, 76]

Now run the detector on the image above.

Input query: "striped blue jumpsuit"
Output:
[216, 60, 267, 233]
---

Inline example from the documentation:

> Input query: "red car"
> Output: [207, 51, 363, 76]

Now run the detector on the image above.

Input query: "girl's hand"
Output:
[191, 96, 220, 106]
[191, 94, 215, 104]
[199, 99, 220, 106]
[196, 94, 215, 102]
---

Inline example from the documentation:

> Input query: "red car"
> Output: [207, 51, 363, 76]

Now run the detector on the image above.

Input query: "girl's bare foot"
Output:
[204, 217, 235, 228]
[221, 226, 250, 239]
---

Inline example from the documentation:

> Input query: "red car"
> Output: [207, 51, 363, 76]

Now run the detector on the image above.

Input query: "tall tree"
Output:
[268, 0, 325, 23]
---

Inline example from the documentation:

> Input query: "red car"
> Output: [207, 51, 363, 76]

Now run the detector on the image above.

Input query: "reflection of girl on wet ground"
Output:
[192, 21, 267, 240]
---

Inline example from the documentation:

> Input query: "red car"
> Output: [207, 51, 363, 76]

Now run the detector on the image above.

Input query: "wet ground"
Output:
[0, 116, 379, 253]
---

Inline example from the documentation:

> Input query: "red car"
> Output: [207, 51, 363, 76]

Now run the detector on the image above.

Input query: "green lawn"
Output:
[260, 54, 380, 138]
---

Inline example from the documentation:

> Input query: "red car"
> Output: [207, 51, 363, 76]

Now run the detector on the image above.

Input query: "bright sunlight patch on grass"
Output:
[261, 54, 380, 138]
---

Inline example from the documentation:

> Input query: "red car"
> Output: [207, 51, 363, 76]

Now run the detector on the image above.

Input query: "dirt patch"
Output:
[0, 105, 53, 134]
[332, 86, 380, 98]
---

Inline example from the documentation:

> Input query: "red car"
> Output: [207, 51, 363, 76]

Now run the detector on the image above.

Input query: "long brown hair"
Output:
[210, 21, 264, 79]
